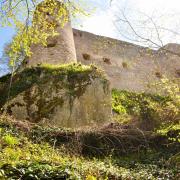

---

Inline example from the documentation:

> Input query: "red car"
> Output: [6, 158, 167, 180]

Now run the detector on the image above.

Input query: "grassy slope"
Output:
[0, 65, 179, 179]
[0, 115, 179, 179]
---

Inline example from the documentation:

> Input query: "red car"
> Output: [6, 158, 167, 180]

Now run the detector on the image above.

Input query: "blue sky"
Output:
[0, 27, 15, 57]
[1, 0, 180, 75]
[1, 0, 180, 55]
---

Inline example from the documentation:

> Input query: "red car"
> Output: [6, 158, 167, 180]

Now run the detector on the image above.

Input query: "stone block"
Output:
[0, 64, 111, 128]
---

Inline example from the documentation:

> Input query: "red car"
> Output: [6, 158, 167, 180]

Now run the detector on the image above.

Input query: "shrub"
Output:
[112, 89, 172, 130]
[150, 77, 180, 125]
[2, 134, 19, 146]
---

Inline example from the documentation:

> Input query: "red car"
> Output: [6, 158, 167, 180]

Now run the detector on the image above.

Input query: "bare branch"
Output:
[114, 9, 180, 56]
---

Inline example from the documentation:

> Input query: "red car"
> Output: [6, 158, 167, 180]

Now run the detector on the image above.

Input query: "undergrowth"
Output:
[0, 72, 179, 179]
[0, 115, 179, 179]
[112, 89, 180, 131]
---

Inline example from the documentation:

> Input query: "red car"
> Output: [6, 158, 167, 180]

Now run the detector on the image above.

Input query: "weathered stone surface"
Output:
[26, 22, 77, 66]
[26, 0, 77, 67]
[23, 0, 179, 93]
[0, 64, 111, 128]
[73, 29, 180, 92]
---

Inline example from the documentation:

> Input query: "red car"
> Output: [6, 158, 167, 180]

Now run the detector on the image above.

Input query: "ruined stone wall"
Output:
[25, 0, 179, 92]
[26, 20, 180, 93]
[27, 23, 77, 66]
[26, 0, 77, 67]
[73, 29, 180, 92]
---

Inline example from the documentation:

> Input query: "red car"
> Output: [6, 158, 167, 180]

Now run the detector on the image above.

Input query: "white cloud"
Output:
[77, 10, 117, 38]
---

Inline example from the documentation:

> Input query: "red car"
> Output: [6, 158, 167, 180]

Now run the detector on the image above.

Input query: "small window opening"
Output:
[82, 53, 91, 60]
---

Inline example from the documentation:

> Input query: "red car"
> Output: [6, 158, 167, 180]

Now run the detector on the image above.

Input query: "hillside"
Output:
[0, 64, 179, 179]
[0, 0, 180, 179]
[0, 109, 179, 179]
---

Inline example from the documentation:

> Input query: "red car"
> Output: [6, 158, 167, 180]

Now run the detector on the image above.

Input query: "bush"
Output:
[112, 89, 176, 130]
[151, 77, 180, 124]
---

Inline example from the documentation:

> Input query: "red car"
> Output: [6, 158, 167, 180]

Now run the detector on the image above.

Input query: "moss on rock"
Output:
[0, 63, 111, 128]
[0, 64, 105, 106]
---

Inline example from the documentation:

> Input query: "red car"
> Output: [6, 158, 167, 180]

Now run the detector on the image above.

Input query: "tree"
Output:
[0, 0, 87, 67]
[110, 0, 180, 56]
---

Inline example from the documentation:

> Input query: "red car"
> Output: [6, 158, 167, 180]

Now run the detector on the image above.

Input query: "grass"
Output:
[39, 63, 100, 74]
[0, 116, 118, 179]
[0, 69, 179, 179]
[0, 115, 179, 179]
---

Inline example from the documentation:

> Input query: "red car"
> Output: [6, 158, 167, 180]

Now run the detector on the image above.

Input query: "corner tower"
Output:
[26, 0, 77, 66]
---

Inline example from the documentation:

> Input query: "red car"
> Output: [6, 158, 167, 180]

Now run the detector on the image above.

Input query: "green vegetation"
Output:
[0, 115, 179, 179]
[0, 63, 105, 108]
[0, 0, 87, 65]
[112, 89, 179, 131]
[112, 88, 180, 148]
[0, 73, 179, 179]
[157, 123, 180, 142]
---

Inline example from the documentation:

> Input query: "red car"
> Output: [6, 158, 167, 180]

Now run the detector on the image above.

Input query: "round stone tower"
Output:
[26, 0, 77, 66]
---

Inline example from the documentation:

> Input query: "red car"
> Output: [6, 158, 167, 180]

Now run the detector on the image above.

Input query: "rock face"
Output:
[0, 64, 111, 128]
[26, 0, 77, 67]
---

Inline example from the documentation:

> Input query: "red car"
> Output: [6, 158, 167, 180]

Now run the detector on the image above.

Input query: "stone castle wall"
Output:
[26, 0, 77, 67]
[26, 1, 179, 93]
[27, 22, 77, 66]
[73, 29, 180, 92]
